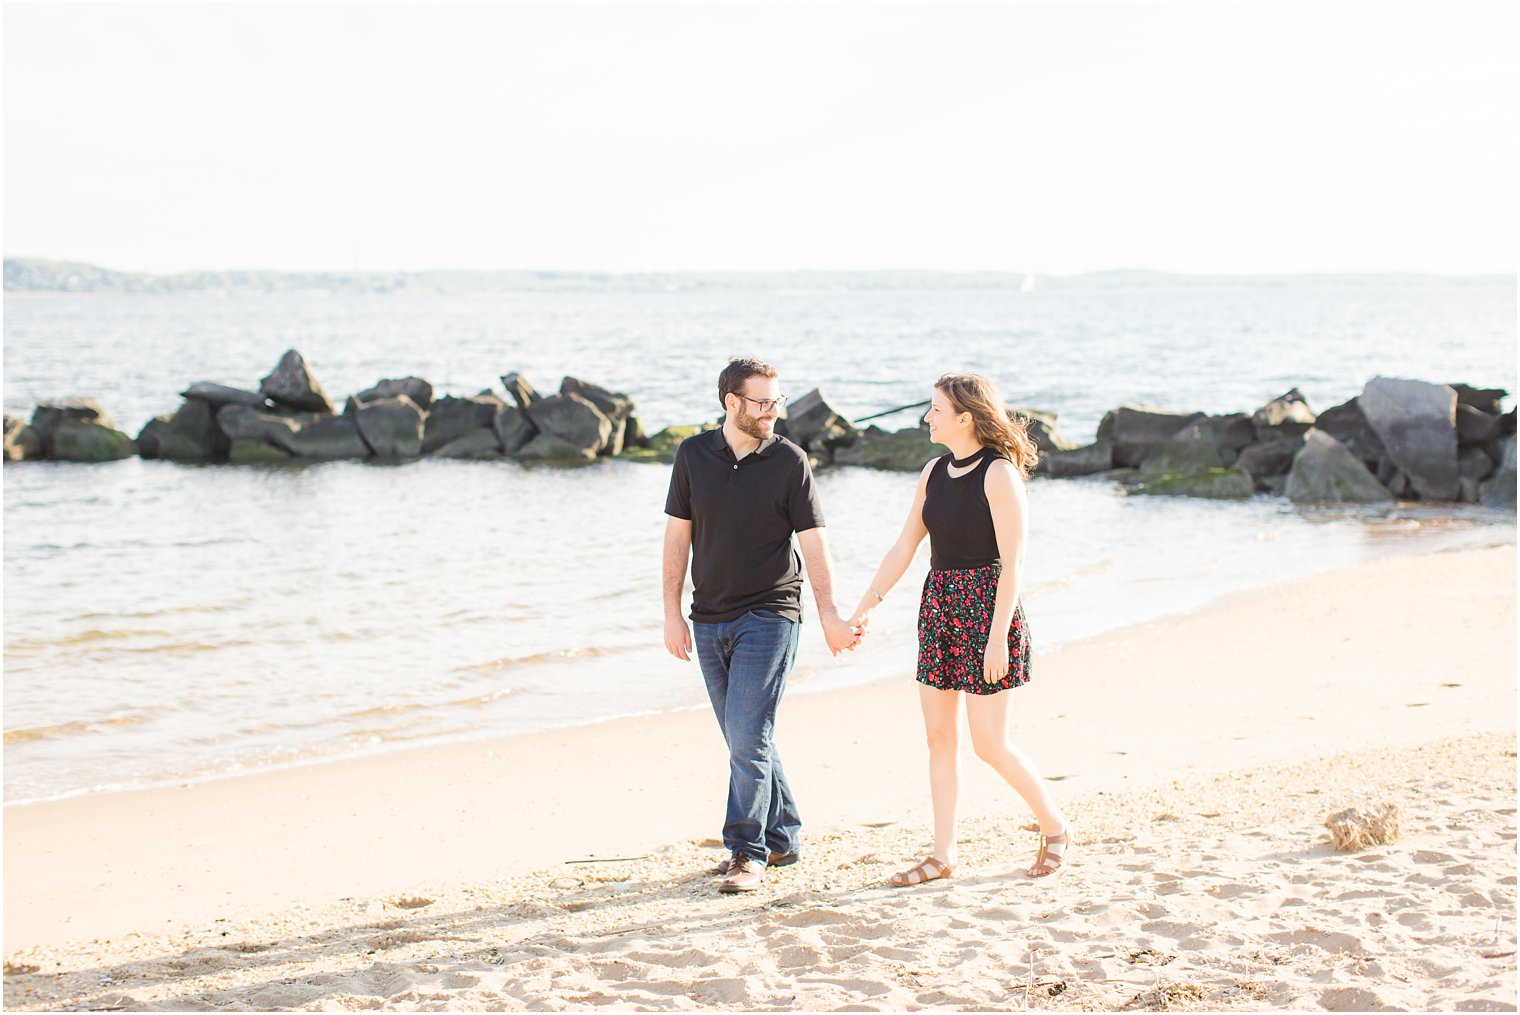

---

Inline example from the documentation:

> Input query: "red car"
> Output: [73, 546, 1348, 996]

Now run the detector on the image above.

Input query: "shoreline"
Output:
[4, 544, 1514, 959]
[5, 511, 1513, 811]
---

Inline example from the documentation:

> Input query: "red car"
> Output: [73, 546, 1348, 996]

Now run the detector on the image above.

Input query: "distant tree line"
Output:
[3, 257, 1507, 294]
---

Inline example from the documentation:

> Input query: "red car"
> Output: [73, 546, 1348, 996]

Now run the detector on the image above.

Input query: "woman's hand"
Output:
[982, 638, 1010, 684]
[847, 606, 873, 631]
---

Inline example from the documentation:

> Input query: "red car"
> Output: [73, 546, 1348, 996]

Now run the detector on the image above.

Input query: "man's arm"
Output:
[795, 527, 861, 655]
[663, 516, 694, 661]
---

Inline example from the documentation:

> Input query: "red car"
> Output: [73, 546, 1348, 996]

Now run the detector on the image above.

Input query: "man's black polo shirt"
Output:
[664, 427, 825, 624]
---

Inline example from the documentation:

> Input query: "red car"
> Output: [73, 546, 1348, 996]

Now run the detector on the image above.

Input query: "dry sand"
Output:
[4, 544, 1516, 1011]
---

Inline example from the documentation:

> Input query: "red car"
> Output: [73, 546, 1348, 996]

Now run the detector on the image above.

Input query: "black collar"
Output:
[711, 426, 779, 458]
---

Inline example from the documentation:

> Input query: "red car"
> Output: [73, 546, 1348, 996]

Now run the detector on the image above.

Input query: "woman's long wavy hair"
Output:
[935, 373, 1039, 479]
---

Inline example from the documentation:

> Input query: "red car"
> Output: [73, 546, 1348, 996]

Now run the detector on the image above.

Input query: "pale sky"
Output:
[3, 2, 1515, 274]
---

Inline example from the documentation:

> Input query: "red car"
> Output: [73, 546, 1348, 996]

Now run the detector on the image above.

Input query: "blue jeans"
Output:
[693, 609, 803, 865]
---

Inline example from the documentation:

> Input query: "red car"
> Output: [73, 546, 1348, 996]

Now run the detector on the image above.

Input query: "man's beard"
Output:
[735, 406, 773, 441]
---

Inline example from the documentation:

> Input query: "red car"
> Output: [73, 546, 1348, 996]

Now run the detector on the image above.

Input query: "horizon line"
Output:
[4, 257, 1516, 280]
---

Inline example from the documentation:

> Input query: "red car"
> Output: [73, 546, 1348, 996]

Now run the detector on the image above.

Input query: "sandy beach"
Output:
[4, 544, 1516, 1011]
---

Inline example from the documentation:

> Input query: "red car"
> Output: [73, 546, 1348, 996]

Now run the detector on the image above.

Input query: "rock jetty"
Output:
[5, 350, 646, 467]
[5, 362, 1514, 510]
[779, 379, 1512, 509]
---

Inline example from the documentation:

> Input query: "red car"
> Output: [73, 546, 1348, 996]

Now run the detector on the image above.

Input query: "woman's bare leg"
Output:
[964, 689, 1066, 835]
[920, 684, 963, 864]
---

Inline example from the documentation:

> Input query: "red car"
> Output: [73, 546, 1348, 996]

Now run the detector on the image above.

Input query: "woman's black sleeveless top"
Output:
[922, 450, 1004, 570]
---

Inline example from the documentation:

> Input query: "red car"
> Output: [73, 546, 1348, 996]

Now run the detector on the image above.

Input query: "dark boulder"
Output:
[1236, 435, 1306, 484]
[561, 377, 633, 421]
[832, 425, 938, 472]
[283, 414, 371, 460]
[624, 415, 648, 449]
[1105, 405, 1201, 468]
[354, 395, 425, 458]
[1359, 377, 1458, 501]
[1456, 405, 1501, 447]
[1479, 436, 1516, 510]
[1458, 446, 1495, 484]
[1042, 439, 1114, 478]
[1138, 424, 1232, 477]
[180, 382, 269, 409]
[1285, 430, 1392, 504]
[1448, 383, 1506, 416]
[562, 378, 635, 456]
[1314, 398, 1388, 470]
[158, 399, 231, 463]
[1012, 408, 1076, 455]
[1190, 413, 1257, 455]
[260, 349, 335, 414]
[30, 398, 111, 444]
[134, 415, 173, 460]
[516, 430, 599, 462]
[216, 405, 300, 452]
[493, 405, 536, 455]
[433, 429, 503, 459]
[786, 389, 857, 454]
[228, 441, 293, 465]
[356, 377, 433, 410]
[46, 419, 136, 462]
[524, 393, 611, 458]
[500, 372, 541, 413]
[424, 395, 503, 453]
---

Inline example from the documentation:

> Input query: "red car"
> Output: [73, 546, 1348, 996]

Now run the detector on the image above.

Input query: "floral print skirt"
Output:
[916, 565, 1031, 695]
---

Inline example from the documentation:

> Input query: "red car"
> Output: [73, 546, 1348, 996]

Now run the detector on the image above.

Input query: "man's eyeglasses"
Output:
[737, 394, 788, 413]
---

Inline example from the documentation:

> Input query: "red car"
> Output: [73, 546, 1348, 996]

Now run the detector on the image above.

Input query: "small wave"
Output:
[5, 711, 162, 744]
[13, 628, 173, 651]
[455, 646, 606, 673]
[345, 725, 467, 745]
[76, 603, 248, 620]
[91, 640, 252, 657]
[1023, 558, 1116, 597]
[447, 688, 515, 708]
[345, 702, 428, 720]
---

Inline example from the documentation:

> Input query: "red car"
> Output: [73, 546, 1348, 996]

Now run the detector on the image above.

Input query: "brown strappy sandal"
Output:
[890, 855, 957, 887]
[1026, 827, 1070, 878]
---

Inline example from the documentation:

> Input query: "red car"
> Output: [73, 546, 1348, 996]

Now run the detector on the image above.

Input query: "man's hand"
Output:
[664, 615, 693, 662]
[822, 612, 862, 656]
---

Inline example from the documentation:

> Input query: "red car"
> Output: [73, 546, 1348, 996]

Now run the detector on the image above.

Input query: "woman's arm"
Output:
[847, 458, 936, 627]
[982, 458, 1029, 682]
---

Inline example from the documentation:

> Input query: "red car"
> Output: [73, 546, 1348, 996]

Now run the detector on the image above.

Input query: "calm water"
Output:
[4, 282, 1516, 803]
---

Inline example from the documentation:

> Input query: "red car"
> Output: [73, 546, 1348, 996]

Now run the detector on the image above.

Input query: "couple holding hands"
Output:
[662, 358, 1068, 894]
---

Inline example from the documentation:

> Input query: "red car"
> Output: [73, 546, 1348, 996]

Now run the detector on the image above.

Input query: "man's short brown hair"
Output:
[717, 357, 778, 411]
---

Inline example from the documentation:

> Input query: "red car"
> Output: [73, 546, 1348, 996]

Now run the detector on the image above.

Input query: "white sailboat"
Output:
[1020, 273, 1037, 292]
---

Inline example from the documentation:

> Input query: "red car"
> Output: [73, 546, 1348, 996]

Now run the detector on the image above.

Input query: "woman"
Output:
[849, 373, 1069, 885]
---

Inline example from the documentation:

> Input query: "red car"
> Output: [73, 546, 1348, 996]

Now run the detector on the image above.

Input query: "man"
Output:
[663, 357, 861, 894]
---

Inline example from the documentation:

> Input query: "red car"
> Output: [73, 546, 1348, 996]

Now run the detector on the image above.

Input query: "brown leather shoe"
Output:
[714, 850, 799, 875]
[718, 852, 764, 893]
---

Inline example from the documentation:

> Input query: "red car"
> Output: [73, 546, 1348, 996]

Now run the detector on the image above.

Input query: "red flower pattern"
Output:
[916, 565, 1031, 695]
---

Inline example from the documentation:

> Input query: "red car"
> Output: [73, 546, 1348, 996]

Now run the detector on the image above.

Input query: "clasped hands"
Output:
[821, 611, 866, 656]
[822, 606, 875, 657]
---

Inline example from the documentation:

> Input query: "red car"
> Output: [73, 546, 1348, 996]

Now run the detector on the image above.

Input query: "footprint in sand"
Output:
[1319, 986, 1392, 1011]
[775, 909, 854, 929]
[771, 945, 825, 970]
[1270, 928, 1370, 954]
